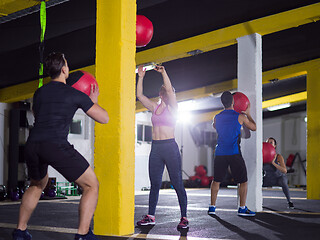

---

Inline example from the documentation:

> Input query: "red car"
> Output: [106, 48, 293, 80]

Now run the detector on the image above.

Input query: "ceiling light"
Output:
[178, 100, 196, 112]
[135, 63, 156, 73]
[267, 103, 291, 111]
[187, 49, 203, 56]
[177, 111, 192, 123]
[269, 78, 279, 83]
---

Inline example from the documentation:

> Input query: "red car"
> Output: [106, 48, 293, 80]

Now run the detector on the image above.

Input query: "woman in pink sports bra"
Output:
[136, 65, 188, 230]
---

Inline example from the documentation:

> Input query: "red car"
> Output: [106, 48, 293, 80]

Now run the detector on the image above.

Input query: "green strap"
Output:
[38, 1, 46, 88]
[40, 1, 46, 42]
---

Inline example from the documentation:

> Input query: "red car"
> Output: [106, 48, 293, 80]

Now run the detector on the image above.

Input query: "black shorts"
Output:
[25, 141, 90, 182]
[213, 154, 248, 183]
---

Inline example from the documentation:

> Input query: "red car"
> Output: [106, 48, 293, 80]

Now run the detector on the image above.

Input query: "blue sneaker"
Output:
[12, 229, 32, 240]
[208, 206, 216, 215]
[237, 206, 256, 216]
[74, 228, 98, 240]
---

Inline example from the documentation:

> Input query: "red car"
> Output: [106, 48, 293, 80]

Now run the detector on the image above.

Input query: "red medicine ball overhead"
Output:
[136, 15, 153, 47]
[66, 71, 98, 96]
[233, 92, 250, 113]
[263, 142, 277, 164]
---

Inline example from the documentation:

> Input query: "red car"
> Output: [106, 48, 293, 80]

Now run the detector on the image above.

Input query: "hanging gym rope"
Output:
[0, 0, 70, 87]
[0, 0, 69, 24]
[38, 0, 46, 88]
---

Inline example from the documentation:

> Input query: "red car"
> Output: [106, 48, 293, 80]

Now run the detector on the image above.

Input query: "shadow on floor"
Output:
[209, 215, 269, 240]
[246, 211, 320, 240]
[135, 225, 155, 235]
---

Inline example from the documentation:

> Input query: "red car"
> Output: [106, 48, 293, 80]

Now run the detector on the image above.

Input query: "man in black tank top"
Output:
[12, 53, 109, 240]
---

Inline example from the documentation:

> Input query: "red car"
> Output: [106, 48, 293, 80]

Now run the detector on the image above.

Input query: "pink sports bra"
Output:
[151, 104, 176, 127]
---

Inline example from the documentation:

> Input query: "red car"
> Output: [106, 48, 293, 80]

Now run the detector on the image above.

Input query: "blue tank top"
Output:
[215, 110, 241, 156]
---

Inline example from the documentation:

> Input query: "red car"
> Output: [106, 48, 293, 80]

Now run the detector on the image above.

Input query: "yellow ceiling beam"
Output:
[0, 65, 95, 103]
[0, 2, 318, 106]
[188, 91, 307, 125]
[136, 3, 320, 65]
[135, 79, 238, 113]
[262, 91, 307, 109]
[0, 0, 40, 16]
[137, 90, 308, 114]
[261, 58, 320, 84]
[136, 58, 317, 112]
[1, 56, 313, 106]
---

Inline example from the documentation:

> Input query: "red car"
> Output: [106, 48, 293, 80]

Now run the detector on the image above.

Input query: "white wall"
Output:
[0, 103, 13, 187]
[263, 116, 282, 150]
[0, 103, 9, 185]
[135, 112, 152, 191]
[175, 122, 202, 179]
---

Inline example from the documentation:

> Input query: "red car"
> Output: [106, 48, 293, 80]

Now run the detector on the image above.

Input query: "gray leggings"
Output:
[148, 138, 187, 217]
[263, 174, 291, 202]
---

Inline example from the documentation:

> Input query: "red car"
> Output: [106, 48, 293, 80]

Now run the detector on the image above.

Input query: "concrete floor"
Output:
[0, 187, 319, 240]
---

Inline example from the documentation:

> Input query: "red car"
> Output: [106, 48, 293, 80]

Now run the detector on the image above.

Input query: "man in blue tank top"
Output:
[208, 91, 257, 216]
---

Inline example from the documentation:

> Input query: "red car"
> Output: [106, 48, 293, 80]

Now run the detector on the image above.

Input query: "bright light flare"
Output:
[135, 63, 155, 73]
[177, 111, 192, 123]
[267, 103, 291, 111]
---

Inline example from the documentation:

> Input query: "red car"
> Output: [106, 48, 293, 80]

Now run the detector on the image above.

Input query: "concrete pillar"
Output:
[94, 0, 136, 235]
[306, 67, 320, 199]
[0, 103, 5, 185]
[237, 34, 263, 212]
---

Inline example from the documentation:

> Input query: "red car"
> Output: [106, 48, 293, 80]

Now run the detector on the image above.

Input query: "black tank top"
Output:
[28, 81, 94, 143]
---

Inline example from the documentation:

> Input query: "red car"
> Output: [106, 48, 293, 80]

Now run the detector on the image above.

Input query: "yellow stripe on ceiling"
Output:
[260, 57, 320, 84]
[0, 65, 95, 103]
[135, 58, 317, 112]
[136, 3, 320, 65]
[0, 3, 318, 105]
[186, 91, 308, 125]
[135, 79, 238, 113]
[0, 57, 313, 106]
[0, 0, 39, 16]
[262, 91, 307, 109]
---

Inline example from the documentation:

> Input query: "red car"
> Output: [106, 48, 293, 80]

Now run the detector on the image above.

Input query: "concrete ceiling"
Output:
[0, 0, 319, 116]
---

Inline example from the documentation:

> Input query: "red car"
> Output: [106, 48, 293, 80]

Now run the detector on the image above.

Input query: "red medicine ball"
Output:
[195, 165, 207, 177]
[263, 142, 276, 164]
[233, 92, 250, 113]
[136, 15, 153, 47]
[189, 175, 201, 181]
[66, 71, 98, 96]
[200, 176, 210, 187]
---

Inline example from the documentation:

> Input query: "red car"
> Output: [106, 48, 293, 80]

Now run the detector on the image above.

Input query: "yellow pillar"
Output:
[307, 67, 320, 199]
[94, 0, 136, 235]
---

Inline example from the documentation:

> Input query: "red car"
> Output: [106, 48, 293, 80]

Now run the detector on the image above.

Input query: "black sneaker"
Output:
[12, 229, 32, 240]
[288, 202, 294, 209]
[74, 228, 98, 240]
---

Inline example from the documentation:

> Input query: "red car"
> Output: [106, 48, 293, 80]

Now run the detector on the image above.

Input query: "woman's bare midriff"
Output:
[152, 125, 175, 140]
